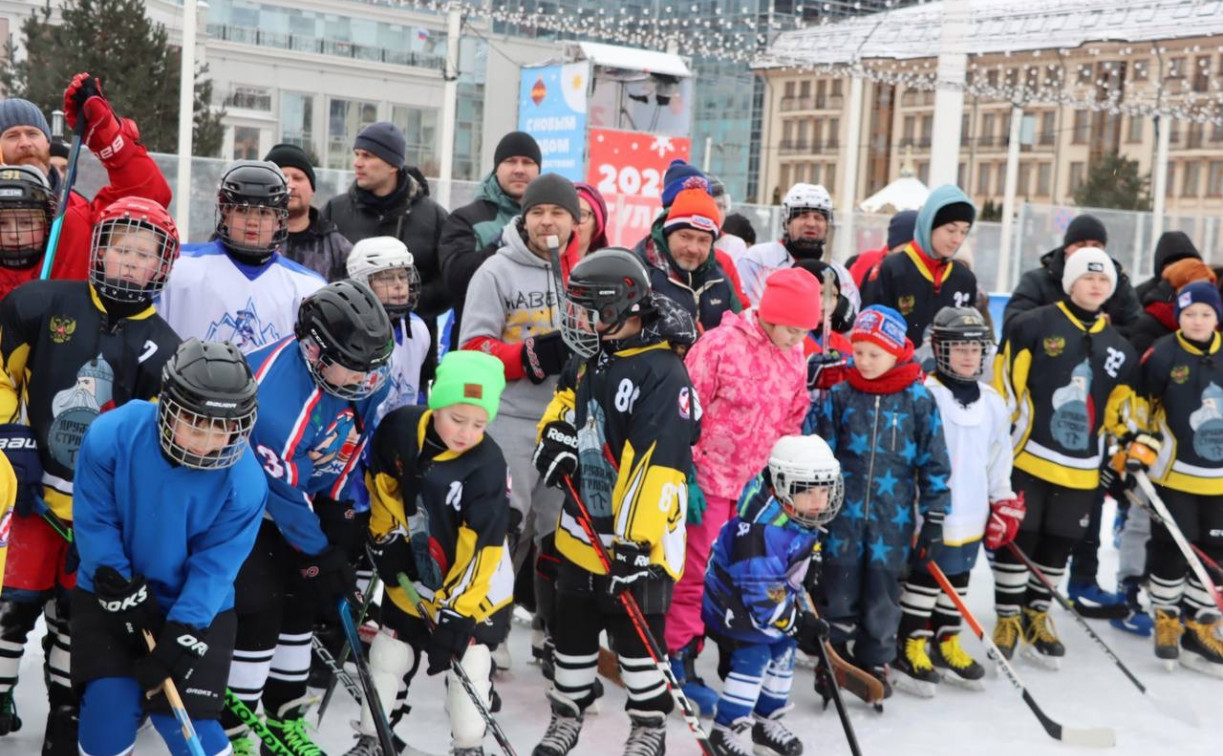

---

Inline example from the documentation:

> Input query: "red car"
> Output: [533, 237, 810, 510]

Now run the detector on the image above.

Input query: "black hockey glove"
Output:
[533, 421, 578, 489]
[316, 496, 368, 553]
[94, 566, 164, 650]
[367, 531, 414, 585]
[298, 547, 361, 613]
[806, 351, 848, 391]
[915, 510, 945, 565]
[521, 331, 571, 384]
[134, 620, 209, 695]
[608, 540, 662, 594]
[425, 608, 475, 675]
[0, 423, 43, 518]
[793, 611, 831, 657]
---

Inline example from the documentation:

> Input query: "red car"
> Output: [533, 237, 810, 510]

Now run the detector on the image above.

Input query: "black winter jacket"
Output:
[1003, 246, 1141, 338]
[281, 207, 353, 283]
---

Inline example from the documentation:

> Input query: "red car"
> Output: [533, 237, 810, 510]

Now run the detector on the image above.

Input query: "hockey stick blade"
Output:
[1022, 691, 1116, 748]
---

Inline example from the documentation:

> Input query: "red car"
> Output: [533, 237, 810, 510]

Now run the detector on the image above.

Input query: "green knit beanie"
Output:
[428, 350, 507, 420]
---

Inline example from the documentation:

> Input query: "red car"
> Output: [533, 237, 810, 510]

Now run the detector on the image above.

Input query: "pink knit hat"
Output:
[758, 267, 822, 330]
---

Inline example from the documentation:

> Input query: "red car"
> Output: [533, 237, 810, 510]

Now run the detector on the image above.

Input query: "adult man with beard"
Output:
[264, 143, 352, 281]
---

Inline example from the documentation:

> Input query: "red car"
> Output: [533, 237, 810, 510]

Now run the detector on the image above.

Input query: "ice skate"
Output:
[1153, 608, 1182, 672]
[229, 730, 259, 756]
[992, 614, 1023, 661]
[344, 734, 383, 756]
[622, 709, 665, 756]
[1021, 608, 1064, 670]
[264, 696, 327, 756]
[751, 706, 803, 756]
[891, 636, 940, 698]
[1067, 579, 1127, 620]
[533, 691, 584, 756]
[1108, 578, 1153, 637]
[1180, 613, 1223, 678]
[709, 718, 753, 756]
[42, 702, 80, 756]
[930, 633, 985, 690]
[0, 689, 20, 735]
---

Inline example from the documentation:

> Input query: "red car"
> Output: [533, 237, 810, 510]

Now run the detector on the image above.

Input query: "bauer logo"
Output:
[204, 400, 238, 409]
[0, 437, 37, 450]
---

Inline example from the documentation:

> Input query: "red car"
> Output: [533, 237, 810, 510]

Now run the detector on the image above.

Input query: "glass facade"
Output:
[327, 97, 379, 170]
[280, 92, 318, 164]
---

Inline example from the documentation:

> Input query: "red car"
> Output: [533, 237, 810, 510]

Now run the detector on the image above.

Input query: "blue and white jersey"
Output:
[376, 314, 431, 425]
[246, 337, 388, 555]
[156, 241, 325, 353]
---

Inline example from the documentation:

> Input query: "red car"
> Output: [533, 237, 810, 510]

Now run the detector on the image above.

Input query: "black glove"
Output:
[368, 531, 413, 585]
[298, 547, 360, 609]
[93, 567, 163, 650]
[425, 608, 476, 675]
[608, 540, 661, 594]
[793, 611, 830, 657]
[0, 423, 43, 518]
[533, 421, 578, 489]
[315, 496, 367, 552]
[806, 351, 848, 391]
[521, 331, 571, 384]
[915, 510, 945, 565]
[133, 620, 209, 694]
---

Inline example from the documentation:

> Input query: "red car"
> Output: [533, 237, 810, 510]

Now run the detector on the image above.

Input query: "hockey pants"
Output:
[78, 677, 230, 756]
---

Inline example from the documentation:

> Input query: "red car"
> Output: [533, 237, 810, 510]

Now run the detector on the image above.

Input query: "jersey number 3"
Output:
[256, 444, 286, 479]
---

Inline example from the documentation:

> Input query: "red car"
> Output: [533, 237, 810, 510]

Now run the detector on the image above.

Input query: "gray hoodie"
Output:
[458, 218, 563, 421]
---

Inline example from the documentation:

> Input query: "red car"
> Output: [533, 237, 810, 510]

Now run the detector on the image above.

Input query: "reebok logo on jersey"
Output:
[98, 585, 148, 613]
[176, 632, 209, 657]
[0, 437, 36, 450]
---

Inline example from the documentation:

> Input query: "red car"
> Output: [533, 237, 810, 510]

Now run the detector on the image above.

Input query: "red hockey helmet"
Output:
[89, 197, 180, 303]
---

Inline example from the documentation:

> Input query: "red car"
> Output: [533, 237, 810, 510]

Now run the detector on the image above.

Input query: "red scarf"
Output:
[846, 350, 925, 394]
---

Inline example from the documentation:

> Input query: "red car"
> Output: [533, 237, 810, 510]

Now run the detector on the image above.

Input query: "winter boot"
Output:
[622, 709, 665, 756]
[1067, 579, 1128, 620]
[264, 696, 326, 756]
[342, 734, 382, 756]
[41, 701, 79, 756]
[992, 614, 1023, 661]
[891, 636, 940, 698]
[533, 691, 584, 756]
[1022, 607, 1065, 669]
[751, 705, 803, 756]
[709, 718, 753, 756]
[1180, 612, 1223, 678]
[0, 688, 20, 735]
[1109, 578, 1153, 637]
[1153, 608, 1183, 670]
[930, 633, 985, 690]
[668, 640, 718, 718]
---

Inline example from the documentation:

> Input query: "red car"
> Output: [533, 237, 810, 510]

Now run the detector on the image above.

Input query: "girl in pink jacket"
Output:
[665, 267, 820, 716]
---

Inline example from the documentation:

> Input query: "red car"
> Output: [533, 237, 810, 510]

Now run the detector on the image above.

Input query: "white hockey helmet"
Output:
[782, 183, 834, 228]
[768, 434, 844, 528]
[346, 236, 420, 317]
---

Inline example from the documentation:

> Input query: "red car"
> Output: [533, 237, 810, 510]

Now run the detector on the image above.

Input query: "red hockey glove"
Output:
[63, 72, 127, 161]
[985, 493, 1026, 550]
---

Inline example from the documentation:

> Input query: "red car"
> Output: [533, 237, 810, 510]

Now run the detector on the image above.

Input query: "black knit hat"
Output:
[521, 173, 580, 221]
[1064, 214, 1109, 248]
[494, 131, 542, 167]
[264, 143, 316, 191]
[931, 201, 976, 229]
[354, 122, 406, 168]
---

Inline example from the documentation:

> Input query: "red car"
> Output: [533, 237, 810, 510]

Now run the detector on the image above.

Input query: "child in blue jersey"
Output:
[702, 435, 842, 756]
[71, 339, 265, 756]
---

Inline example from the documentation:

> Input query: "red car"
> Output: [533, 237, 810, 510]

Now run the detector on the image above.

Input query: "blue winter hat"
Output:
[660, 160, 710, 208]
[1175, 280, 1223, 322]
[0, 99, 49, 141]
[851, 305, 910, 358]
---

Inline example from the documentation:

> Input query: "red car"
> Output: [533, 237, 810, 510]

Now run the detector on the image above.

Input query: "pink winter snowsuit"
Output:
[664, 308, 811, 654]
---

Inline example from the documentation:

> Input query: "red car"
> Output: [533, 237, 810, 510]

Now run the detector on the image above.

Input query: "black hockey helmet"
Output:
[158, 338, 258, 470]
[215, 160, 290, 265]
[930, 306, 994, 381]
[560, 247, 651, 358]
[295, 280, 393, 399]
[0, 165, 55, 269]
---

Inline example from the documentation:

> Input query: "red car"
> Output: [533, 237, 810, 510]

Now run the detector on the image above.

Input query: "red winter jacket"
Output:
[849, 246, 888, 289]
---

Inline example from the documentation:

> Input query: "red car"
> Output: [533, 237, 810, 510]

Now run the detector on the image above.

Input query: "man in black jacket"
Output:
[264, 143, 352, 282]
[1133, 230, 1203, 303]
[1003, 214, 1141, 337]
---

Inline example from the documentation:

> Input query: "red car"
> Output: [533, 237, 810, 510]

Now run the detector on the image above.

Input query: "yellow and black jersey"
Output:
[993, 301, 1140, 490]
[861, 245, 979, 348]
[540, 340, 700, 580]
[0, 280, 180, 520]
[1141, 331, 1223, 494]
[367, 404, 513, 623]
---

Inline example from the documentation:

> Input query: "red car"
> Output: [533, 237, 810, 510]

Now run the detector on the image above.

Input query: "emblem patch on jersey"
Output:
[1043, 336, 1065, 357]
[49, 316, 76, 344]
[48, 354, 115, 468]
[766, 584, 787, 604]
[897, 295, 915, 316]
[206, 298, 280, 351]
[678, 387, 691, 419]
[1171, 365, 1191, 384]
[1190, 382, 1223, 461]
[1049, 359, 1094, 451]
[307, 408, 360, 477]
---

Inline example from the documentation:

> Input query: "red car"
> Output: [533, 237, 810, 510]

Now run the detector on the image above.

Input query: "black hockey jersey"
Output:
[993, 301, 1139, 490]
[0, 281, 181, 519]
[1140, 331, 1223, 495]
[862, 246, 978, 347]
[367, 405, 513, 622]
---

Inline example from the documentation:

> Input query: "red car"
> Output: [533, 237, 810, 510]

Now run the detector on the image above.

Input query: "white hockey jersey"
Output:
[157, 241, 325, 354]
[925, 375, 1016, 546]
[735, 240, 861, 313]
[376, 314, 431, 425]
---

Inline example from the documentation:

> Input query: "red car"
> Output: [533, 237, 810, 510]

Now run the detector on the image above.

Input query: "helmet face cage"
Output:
[560, 293, 603, 359]
[157, 392, 256, 470]
[216, 202, 289, 257]
[773, 465, 844, 529]
[89, 216, 179, 302]
[299, 334, 390, 400]
[932, 330, 993, 381]
[361, 264, 421, 319]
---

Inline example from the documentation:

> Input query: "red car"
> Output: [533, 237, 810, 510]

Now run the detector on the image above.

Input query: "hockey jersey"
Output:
[0, 281, 181, 520]
[994, 302, 1140, 490]
[73, 401, 267, 628]
[861, 246, 978, 349]
[924, 375, 1015, 546]
[367, 405, 513, 622]
[735, 240, 861, 314]
[376, 315, 431, 424]
[156, 241, 325, 354]
[247, 337, 387, 555]
[1140, 331, 1223, 494]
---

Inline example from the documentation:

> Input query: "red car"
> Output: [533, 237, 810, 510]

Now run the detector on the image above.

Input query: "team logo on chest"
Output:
[49, 316, 76, 344]
[1171, 365, 1191, 384]
[1043, 336, 1066, 357]
[897, 295, 915, 317]
[307, 408, 360, 477]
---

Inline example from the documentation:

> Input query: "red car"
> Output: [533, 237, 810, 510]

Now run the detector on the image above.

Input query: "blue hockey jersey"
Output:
[702, 478, 821, 645]
[247, 336, 388, 555]
[73, 401, 267, 629]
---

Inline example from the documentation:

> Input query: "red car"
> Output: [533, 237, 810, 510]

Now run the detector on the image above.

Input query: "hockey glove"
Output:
[298, 547, 361, 612]
[94, 567, 164, 650]
[425, 608, 476, 675]
[686, 471, 706, 526]
[806, 351, 848, 391]
[134, 621, 209, 695]
[63, 73, 123, 156]
[1125, 432, 1163, 473]
[316, 496, 368, 553]
[0, 424, 43, 518]
[607, 540, 662, 594]
[368, 531, 414, 585]
[985, 494, 1026, 550]
[914, 510, 946, 565]
[521, 331, 571, 385]
[534, 421, 578, 489]
[1100, 445, 1135, 498]
[793, 611, 831, 657]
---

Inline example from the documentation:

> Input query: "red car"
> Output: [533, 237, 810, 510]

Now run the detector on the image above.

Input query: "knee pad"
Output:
[448, 644, 492, 748]
[359, 631, 416, 736]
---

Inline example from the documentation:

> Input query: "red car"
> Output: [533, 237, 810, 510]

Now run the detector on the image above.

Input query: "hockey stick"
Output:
[141, 631, 206, 756]
[798, 592, 862, 756]
[395, 573, 518, 756]
[338, 597, 399, 756]
[311, 635, 362, 705]
[561, 476, 717, 756]
[1133, 474, 1223, 613]
[317, 571, 381, 724]
[39, 118, 84, 280]
[926, 562, 1116, 747]
[224, 690, 294, 755]
[1122, 489, 1223, 580]
[1004, 542, 1197, 728]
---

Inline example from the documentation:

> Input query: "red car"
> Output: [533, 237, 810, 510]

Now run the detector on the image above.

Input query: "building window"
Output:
[391, 104, 440, 176]
[1212, 121, 1223, 143]
[799, 80, 811, 99]
[809, 163, 821, 185]
[827, 118, 839, 148]
[1166, 163, 1177, 197]
[808, 119, 821, 149]
[1037, 163, 1052, 196]
[831, 78, 842, 97]
[280, 92, 317, 162]
[784, 81, 795, 98]
[1182, 161, 1201, 197]
[1005, 68, 1019, 89]
[902, 115, 915, 146]
[1168, 57, 1185, 79]
[981, 113, 995, 146]
[1072, 111, 1089, 144]
[328, 97, 379, 170]
[1068, 162, 1085, 192]
[957, 162, 967, 188]
[233, 126, 262, 160]
[1040, 112, 1056, 145]
[780, 164, 791, 190]
[920, 115, 933, 146]
[226, 85, 272, 111]
[961, 114, 970, 146]
[1208, 161, 1223, 197]
[1170, 119, 1181, 144]
[977, 163, 992, 196]
[825, 163, 836, 191]
[782, 120, 794, 148]
[996, 163, 1007, 195]
[1133, 59, 1149, 81]
[1195, 56, 1211, 93]
[1078, 63, 1093, 84]
[1018, 164, 1032, 195]
[918, 162, 929, 185]
[1127, 115, 1144, 144]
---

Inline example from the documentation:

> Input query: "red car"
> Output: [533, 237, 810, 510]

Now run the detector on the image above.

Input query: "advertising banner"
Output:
[585, 128, 691, 248]
[518, 62, 590, 182]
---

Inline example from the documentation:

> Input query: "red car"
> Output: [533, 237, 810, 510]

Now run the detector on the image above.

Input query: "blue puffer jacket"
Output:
[808, 376, 951, 570]
[702, 477, 821, 645]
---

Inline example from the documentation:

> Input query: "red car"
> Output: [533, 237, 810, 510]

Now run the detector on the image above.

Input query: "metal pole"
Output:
[703, 135, 712, 173]
[438, 7, 462, 207]
[1151, 113, 1171, 243]
[836, 74, 864, 263]
[176, 0, 198, 238]
[929, 0, 968, 186]
[997, 101, 1024, 293]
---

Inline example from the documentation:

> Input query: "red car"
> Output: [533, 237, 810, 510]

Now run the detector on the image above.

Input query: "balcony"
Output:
[206, 23, 445, 70]
[224, 88, 272, 111]
[901, 90, 935, 107]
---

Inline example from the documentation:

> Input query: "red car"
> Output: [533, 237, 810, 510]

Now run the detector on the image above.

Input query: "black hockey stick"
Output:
[317, 572, 381, 724]
[798, 592, 862, 756]
[224, 690, 294, 756]
[311, 635, 362, 705]
[395, 573, 519, 756]
[926, 562, 1116, 747]
[1006, 541, 1198, 727]
[338, 597, 398, 756]
[561, 476, 717, 756]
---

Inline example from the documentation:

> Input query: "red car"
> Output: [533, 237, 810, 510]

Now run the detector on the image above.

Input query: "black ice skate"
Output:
[891, 637, 940, 698]
[709, 718, 753, 756]
[751, 706, 803, 756]
[533, 691, 584, 756]
[930, 633, 985, 690]
[622, 709, 665, 756]
[0, 688, 21, 735]
[42, 701, 79, 756]
[1021, 608, 1064, 670]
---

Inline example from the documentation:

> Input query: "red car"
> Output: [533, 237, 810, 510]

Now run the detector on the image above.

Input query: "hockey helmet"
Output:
[560, 247, 652, 359]
[89, 197, 180, 304]
[782, 183, 834, 259]
[214, 160, 290, 265]
[768, 434, 844, 529]
[295, 280, 393, 399]
[346, 236, 420, 318]
[0, 165, 55, 269]
[158, 338, 258, 470]
[929, 306, 993, 381]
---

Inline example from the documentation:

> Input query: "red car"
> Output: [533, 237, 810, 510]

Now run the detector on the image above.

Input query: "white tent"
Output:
[859, 176, 929, 213]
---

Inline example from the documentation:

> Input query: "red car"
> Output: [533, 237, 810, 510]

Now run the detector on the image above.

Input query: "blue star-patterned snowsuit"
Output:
[805, 377, 951, 667]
